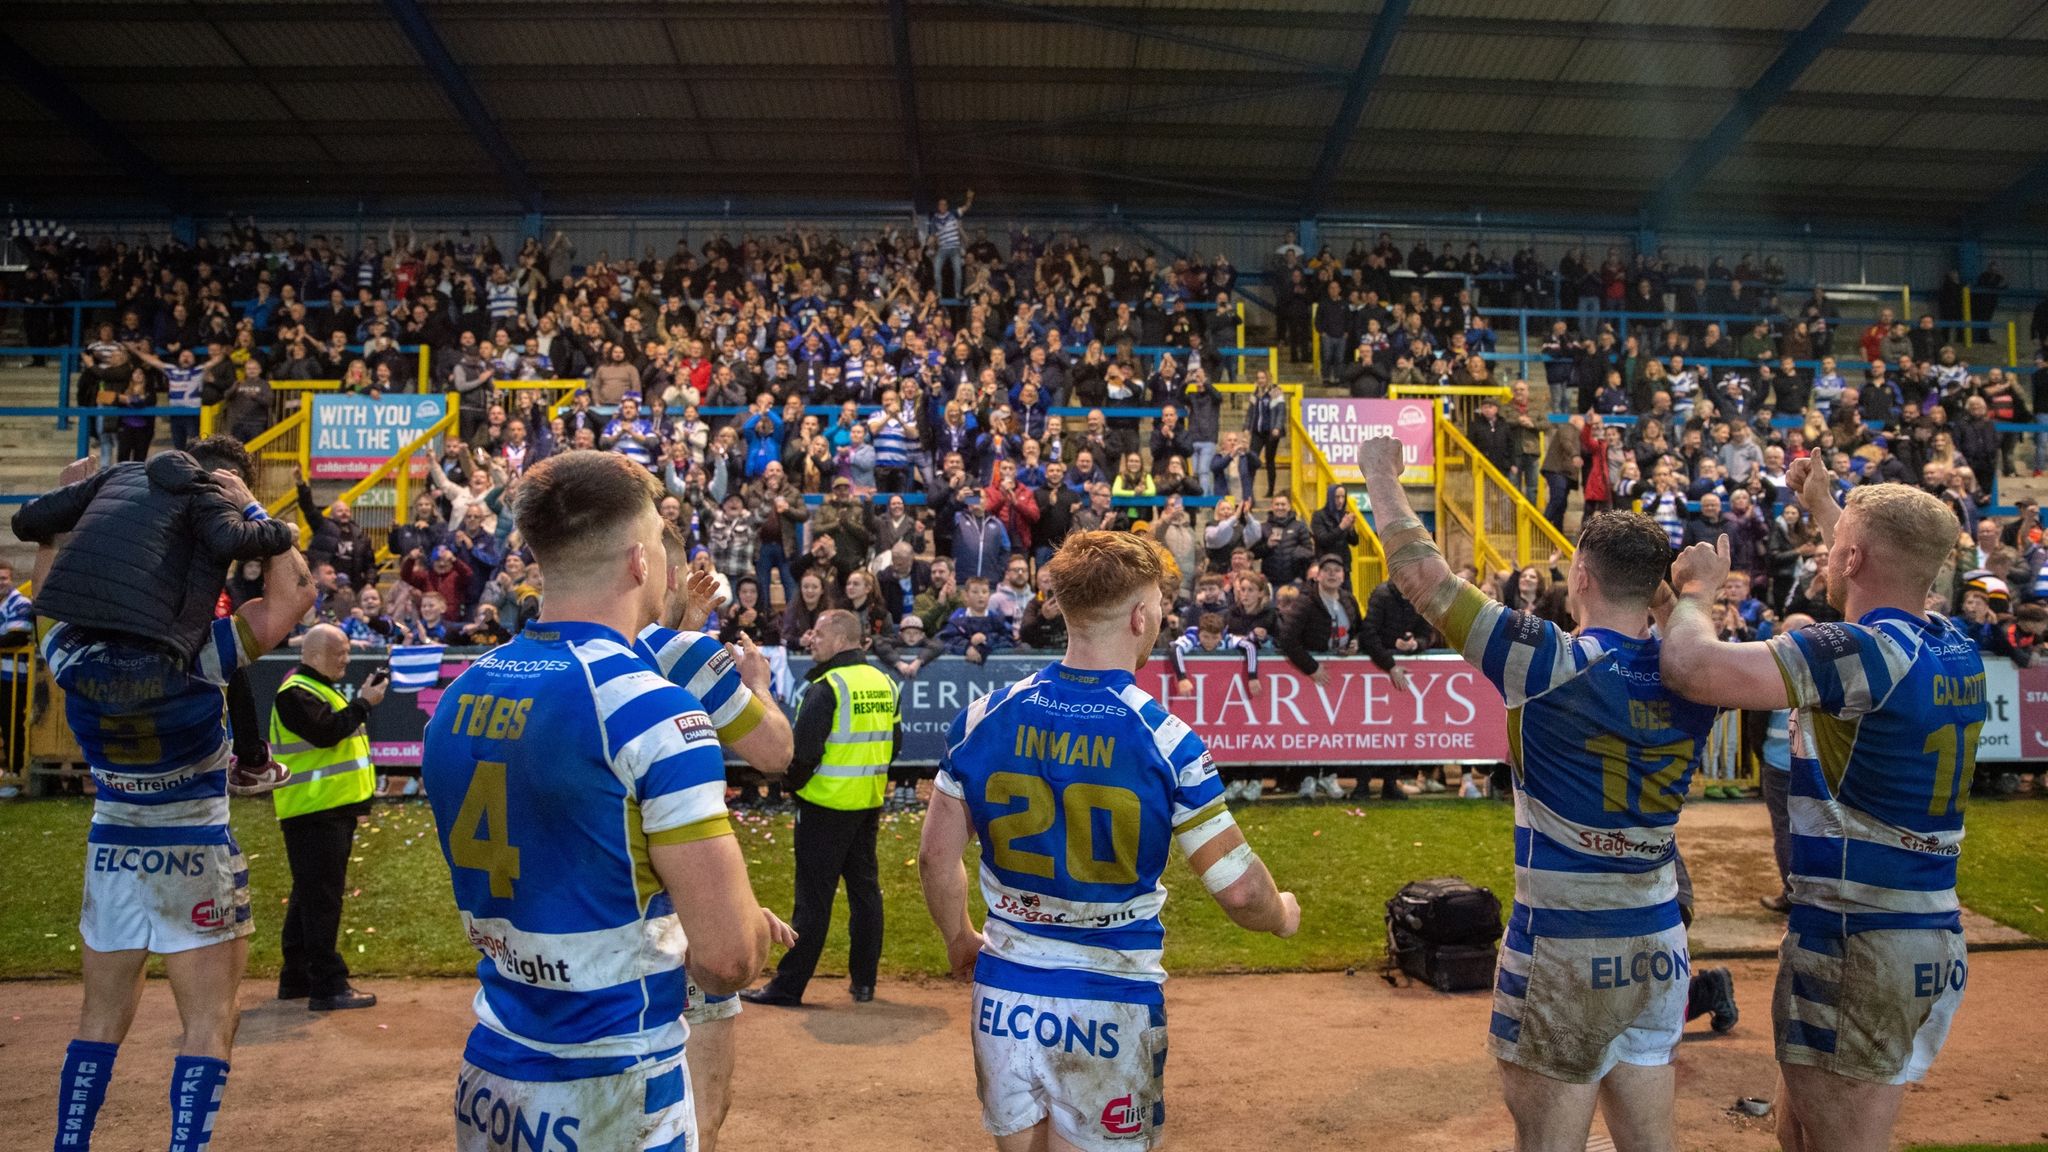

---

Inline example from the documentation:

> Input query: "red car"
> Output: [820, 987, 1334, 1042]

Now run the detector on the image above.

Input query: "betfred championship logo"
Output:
[1100, 1095, 1144, 1138]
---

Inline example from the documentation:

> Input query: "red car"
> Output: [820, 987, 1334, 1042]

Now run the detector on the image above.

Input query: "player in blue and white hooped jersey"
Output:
[1662, 460, 1987, 1152]
[30, 460, 316, 1152]
[919, 531, 1299, 1152]
[423, 453, 771, 1152]
[633, 559, 797, 1152]
[1359, 436, 1715, 1152]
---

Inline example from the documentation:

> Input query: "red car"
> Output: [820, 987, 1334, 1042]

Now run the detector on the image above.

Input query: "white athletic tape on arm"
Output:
[1172, 803, 1236, 861]
[1200, 843, 1256, 894]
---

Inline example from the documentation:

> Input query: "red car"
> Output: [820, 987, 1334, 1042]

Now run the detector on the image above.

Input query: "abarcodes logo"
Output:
[1101, 1096, 1144, 1137]
[190, 900, 229, 930]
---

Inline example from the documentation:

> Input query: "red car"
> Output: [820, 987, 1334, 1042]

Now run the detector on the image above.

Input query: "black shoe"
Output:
[739, 985, 803, 1007]
[309, 986, 377, 1012]
[1702, 967, 1739, 1034]
[277, 981, 310, 1000]
[850, 985, 875, 1003]
[1379, 783, 1409, 801]
[1759, 892, 1791, 914]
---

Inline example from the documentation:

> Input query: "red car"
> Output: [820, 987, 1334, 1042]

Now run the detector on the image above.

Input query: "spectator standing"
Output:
[928, 190, 975, 298]
[1253, 495, 1314, 588]
[952, 491, 1011, 584]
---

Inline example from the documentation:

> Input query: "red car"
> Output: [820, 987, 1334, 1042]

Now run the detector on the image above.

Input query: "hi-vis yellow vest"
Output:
[269, 672, 374, 820]
[796, 661, 899, 811]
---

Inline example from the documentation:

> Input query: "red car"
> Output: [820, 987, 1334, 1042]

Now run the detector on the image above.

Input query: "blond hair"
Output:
[1043, 531, 1177, 629]
[1843, 483, 1958, 585]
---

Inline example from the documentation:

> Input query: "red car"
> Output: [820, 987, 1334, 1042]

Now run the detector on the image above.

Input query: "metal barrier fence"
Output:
[1434, 414, 1575, 578]
[1284, 384, 1385, 594]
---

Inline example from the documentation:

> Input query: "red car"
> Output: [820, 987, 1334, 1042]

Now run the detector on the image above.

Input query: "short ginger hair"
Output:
[1043, 530, 1177, 629]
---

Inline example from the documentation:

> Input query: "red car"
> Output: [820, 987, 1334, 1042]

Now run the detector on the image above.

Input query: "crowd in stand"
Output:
[12, 221, 2048, 801]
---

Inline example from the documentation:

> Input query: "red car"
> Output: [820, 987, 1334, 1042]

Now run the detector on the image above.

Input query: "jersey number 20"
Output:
[985, 772, 1140, 885]
[451, 760, 522, 898]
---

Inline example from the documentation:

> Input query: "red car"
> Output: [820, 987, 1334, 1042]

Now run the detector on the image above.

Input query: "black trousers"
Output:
[770, 798, 882, 998]
[279, 804, 365, 996]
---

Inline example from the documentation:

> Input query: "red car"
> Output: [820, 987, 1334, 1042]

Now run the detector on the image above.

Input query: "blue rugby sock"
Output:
[166, 1055, 229, 1152]
[54, 1039, 119, 1150]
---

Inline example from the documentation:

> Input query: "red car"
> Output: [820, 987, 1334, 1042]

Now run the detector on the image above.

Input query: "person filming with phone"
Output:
[269, 622, 387, 1012]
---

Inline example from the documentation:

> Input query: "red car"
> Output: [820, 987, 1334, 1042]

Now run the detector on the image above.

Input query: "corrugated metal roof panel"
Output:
[1133, 25, 1356, 71]
[1834, 157, 2007, 190]
[10, 20, 238, 67]
[1887, 111, 2048, 154]
[1413, 0, 1607, 20]
[438, 19, 677, 66]
[318, 132, 488, 167]
[1121, 136, 1305, 169]
[1523, 96, 1725, 139]
[1026, 0, 1368, 9]
[1359, 89, 1531, 133]
[693, 80, 893, 121]
[718, 133, 899, 163]
[1344, 136, 1501, 173]
[1495, 146, 1672, 182]
[1149, 86, 1343, 126]
[1747, 104, 1893, 146]
[1559, 38, 1779, 87]
[2015, 5, 2048, 37]
[1942, 55, 2048, 101]
[475, 79, 697, 121]
[75, 81, 288, 121]
[911, 21, 1130, 69]
[218, 20, 416, 67]
[1849, 0, 2044, 38]
[675, 18, 890, 66]
[519, 133, 710, 164]
[1592, 0, 1815, 31]
[273, 80, 451, 122]
[1386, 30, 1578, 79]
[1793, 49, 1972, 95]
[919, 81, 1123, 122]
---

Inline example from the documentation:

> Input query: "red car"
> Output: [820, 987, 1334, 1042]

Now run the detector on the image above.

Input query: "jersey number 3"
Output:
[986, 772, 1140, 885]
[451, 760, 522, 898]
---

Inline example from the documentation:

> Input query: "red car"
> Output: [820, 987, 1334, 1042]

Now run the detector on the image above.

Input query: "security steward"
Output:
[271, 623, 385, 1011]
[740, 609, 901, 1006]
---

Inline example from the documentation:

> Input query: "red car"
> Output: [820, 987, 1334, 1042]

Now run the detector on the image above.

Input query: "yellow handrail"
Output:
[1287, 386, 1386, 594]
[240, 408, 311, 519]
[330, 405, 459, 564]
[1434, 415, 1573, 579]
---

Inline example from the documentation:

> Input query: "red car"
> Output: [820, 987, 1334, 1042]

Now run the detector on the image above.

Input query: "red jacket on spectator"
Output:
[983, 480, 1041, 554]
[1579, 421, 1611, 505]
[400, 550, 475, 618]
[1860, 320, 1887, 363]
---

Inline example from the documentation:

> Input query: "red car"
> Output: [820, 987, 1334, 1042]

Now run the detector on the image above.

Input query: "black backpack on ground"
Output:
[1381, 877, 1503, 992]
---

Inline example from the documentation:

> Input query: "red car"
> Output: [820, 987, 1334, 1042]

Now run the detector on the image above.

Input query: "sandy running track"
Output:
[7, 954, 2047, 1151]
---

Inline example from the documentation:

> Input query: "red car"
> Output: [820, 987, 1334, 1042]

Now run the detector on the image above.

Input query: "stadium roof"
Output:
[3, 0, 2046, 231]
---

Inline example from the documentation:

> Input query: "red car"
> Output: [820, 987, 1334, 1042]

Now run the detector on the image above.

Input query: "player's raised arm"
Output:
[1357, 435, 1465, 639]
[234, 540, 319, 656]
[1660, 534, 1794, 710]
[917, 787, 984, 979]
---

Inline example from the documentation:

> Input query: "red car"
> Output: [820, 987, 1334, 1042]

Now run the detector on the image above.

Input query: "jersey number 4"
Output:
[451, 760, 522, 898]
[986, 772, 1140, 885]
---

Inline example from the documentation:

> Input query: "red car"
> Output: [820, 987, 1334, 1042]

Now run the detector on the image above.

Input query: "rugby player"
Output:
[35, 455, 317, 1152]
[637, 553, 796, 1152]
[1661, 457, 1983, 1152]
[918, 530, 1300, 1151]
[1357, 435, 1716, 1152]
[422, 452, 771, 1152]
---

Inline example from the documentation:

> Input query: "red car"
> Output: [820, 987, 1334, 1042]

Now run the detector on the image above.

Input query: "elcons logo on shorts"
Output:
[1101, 1096, 1144, 1138]
[190, 900, 229, 930]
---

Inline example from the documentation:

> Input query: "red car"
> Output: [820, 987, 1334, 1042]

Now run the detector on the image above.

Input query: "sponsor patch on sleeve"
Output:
[1802, 622, 1861, 662]
[673, 712, 717, 742]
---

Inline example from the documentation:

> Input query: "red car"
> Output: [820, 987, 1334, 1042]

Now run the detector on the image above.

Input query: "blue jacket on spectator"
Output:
[744, 410, 783, 477]
[952, 507, 1012, 582]
[939, 607, 1015, 657]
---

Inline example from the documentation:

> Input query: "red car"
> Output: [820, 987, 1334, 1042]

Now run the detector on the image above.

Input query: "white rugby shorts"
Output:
[456, 1050, 695, 1152]
[79, 832, 252, 955]
[970, 983, 1167, 1151]
[1488, 922, 1690, 1083]
[1775, 928, 1966, 1085]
